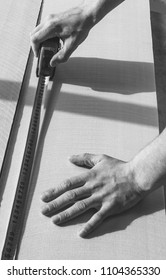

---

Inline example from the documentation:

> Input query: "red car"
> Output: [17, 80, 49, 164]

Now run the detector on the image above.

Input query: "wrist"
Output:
[82, 0, 126, 27]
[129, 144, 164, 195]
[132, 130, 166, 194]
[129, 158, 153, 197]
[81, 1, 98, 28]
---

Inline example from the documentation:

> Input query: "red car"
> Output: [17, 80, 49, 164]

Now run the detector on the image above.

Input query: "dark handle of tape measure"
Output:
[36, 37, 60, 78]
[1, 77, 44, 260]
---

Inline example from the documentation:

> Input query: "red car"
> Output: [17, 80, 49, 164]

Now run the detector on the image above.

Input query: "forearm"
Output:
[82, 0, 125, 26]
[131, 128, 166, 194]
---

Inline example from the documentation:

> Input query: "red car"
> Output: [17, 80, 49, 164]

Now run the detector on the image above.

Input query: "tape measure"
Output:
[1, 37, 59, 260]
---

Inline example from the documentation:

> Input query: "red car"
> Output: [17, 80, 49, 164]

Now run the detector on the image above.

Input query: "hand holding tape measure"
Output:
[1, 37, 59, 260]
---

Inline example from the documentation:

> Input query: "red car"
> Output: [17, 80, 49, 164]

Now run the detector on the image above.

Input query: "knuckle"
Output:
[76, 200, 87, 211]
[46, 203, 52, 212]
[30, 34, 39, 44]
[47, 188, 55, 196]
[46, 20, 54, 29]
[55, 185, 61, 194]
[82, 153, 89, 158]
[84, 170, 92, 180]
[95, 211, 104, 220]
[100, 154, 107, 161]
[45, 14, 55, 22]
[42, 188, 55, 200]
[52, 200, 58, 209]
[68, 190, 78, 201]
[65, 190, 76, 202]
[61, 179, 72, 189]
[47, 201, 57, 211]
[61, 211, 71, 221]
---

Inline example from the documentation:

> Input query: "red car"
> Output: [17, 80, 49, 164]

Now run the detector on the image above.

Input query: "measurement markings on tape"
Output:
[1, 36, 59, 260]
[1, 76, 47, 260]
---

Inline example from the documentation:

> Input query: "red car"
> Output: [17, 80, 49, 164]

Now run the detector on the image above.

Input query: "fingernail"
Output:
[68, 155, 76, 161]
[79, 229, 86, 238]
[68, 155, 73, 161]
[50, 60, 56, 67]
[40, 192, 49, 202]
[52, 216, 61, 224]
[41, 205, 50, 215]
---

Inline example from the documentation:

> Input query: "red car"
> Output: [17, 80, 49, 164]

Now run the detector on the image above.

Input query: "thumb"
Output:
[69, 153, 102, 168]
[50, 38, 74, 66]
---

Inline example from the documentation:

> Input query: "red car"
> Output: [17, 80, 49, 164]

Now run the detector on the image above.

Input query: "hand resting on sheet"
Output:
[41, 125, 166, 238]
[41, 153, 144, 237]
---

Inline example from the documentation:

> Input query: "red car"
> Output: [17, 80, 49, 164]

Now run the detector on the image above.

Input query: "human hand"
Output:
[41, 153, 145, 237]
[30, 5, 93, 66]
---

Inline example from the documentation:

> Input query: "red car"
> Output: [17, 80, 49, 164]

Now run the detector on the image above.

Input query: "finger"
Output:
[79, 207, 108, 238]
[31, 32, 53, 57]
[50, 49, 68, 66]
[41, 173, 88, 202]
[52, 197, 95, 224]
[41, 186, 91, 216]
[50, 37, 75, 66]
[69, 153, 103, 168]
[30, 27, 58, 56]
[30, 22, 44, 36]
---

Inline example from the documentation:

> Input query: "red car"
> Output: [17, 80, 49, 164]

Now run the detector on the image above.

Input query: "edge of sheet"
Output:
[0, 0, 44, 201]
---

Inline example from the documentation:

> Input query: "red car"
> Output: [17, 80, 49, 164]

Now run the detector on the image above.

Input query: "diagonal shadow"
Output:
[55, 92, 158, 127]
[0, 58, 155, 104]
[57, 57, 156, 94]
[43, 57, 158, 127]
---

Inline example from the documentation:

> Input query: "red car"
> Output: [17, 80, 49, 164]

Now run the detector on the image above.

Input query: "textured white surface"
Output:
[1, 0, 166, 259]
[0, 0, 42, 256]
[0, 0, 42, 171]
